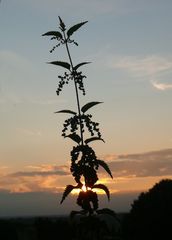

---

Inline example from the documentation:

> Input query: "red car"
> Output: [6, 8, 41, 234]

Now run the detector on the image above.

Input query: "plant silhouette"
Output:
[42, 17, 113, 216]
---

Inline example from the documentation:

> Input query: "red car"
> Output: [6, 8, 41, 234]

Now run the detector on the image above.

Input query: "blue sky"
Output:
[0, 0, 172, 216]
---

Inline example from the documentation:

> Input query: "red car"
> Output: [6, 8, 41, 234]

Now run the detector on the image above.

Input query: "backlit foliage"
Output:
[43, 17, 113, 216]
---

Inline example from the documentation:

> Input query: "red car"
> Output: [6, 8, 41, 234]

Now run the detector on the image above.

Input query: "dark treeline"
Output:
[0, 216, 72, 240]
[0, 214, 124, 240]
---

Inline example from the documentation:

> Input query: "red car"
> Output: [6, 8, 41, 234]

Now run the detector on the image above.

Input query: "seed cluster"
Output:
[72, 71, 86, 95]
[49, 37, 78, 53]
[70, 145, 99, 186]
[83, 114, 101, 137]
[67, 39, 79, 46]
[56, 72, 71, 95]
[61, 114, 101, 138]
[56, 70, 86, 96]
[49, 36, 65, 53]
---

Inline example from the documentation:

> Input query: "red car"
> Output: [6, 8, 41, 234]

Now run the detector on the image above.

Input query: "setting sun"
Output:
[81, 184, 87, 192]
[71, 183, 108, 195]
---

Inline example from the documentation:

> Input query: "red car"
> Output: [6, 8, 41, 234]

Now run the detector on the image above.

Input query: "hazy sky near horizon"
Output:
[0, 0, 172, 216]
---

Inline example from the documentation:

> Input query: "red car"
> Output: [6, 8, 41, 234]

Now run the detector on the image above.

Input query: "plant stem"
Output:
[63, 32, 84, 145]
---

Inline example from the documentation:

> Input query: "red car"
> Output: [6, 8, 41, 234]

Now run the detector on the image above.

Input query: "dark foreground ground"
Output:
[0, 213, 126, 240]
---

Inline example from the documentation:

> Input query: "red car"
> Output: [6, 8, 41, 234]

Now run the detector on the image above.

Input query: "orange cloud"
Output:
[102, 148, 172, 178]
[0, 164, 72, 193]
[0, 148, 172, 195]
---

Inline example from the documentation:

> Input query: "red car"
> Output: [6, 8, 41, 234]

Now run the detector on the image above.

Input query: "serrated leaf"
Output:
[74, 62, 91, 71]
[42, 31, 63, 39]
[81, 101, 103, 113]
[60, 185, 75, 204]
[65, 133, 81, 144]
[58, 16, 66, 31]
[67, 21, 88, 38]
[85, 137, 105, 144]
[48, 61, 70, 70]
[92, 184, 110, 201]
[96, 160, 113, 179]
[54, 110, 77, 115]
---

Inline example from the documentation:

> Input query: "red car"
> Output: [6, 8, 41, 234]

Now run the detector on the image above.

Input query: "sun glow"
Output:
[71, 188, 80, 195]
[71, 183, 107, 195]
[71, 184, 91, 195]
[82, 184, 87, 192]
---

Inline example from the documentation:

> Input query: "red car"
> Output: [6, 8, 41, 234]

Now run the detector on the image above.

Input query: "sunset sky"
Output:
[0, 0, 172, 217]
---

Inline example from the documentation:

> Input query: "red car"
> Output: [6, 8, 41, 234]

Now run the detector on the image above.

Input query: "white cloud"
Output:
[151, 81, 172, 91]
[110, 55, 172, 90]
[112, 55, 172, 76]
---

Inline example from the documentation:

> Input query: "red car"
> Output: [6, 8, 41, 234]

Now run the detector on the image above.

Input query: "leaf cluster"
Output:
[43, 17, 90, 96]
[42, 16, 87, 52]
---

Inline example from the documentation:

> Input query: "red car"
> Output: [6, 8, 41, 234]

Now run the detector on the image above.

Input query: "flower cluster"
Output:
[49, 36, 79, 53]
[56, 72, 71, 95]
[56, 70, 86, 96]
[72, 70, 86, 95]
[62, 114, 101, 138]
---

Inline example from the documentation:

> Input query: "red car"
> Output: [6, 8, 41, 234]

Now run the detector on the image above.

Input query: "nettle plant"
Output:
[43, 17, 113, 216]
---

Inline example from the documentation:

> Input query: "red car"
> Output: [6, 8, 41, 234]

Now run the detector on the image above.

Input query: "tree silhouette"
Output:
[123, 179, 172, 239]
